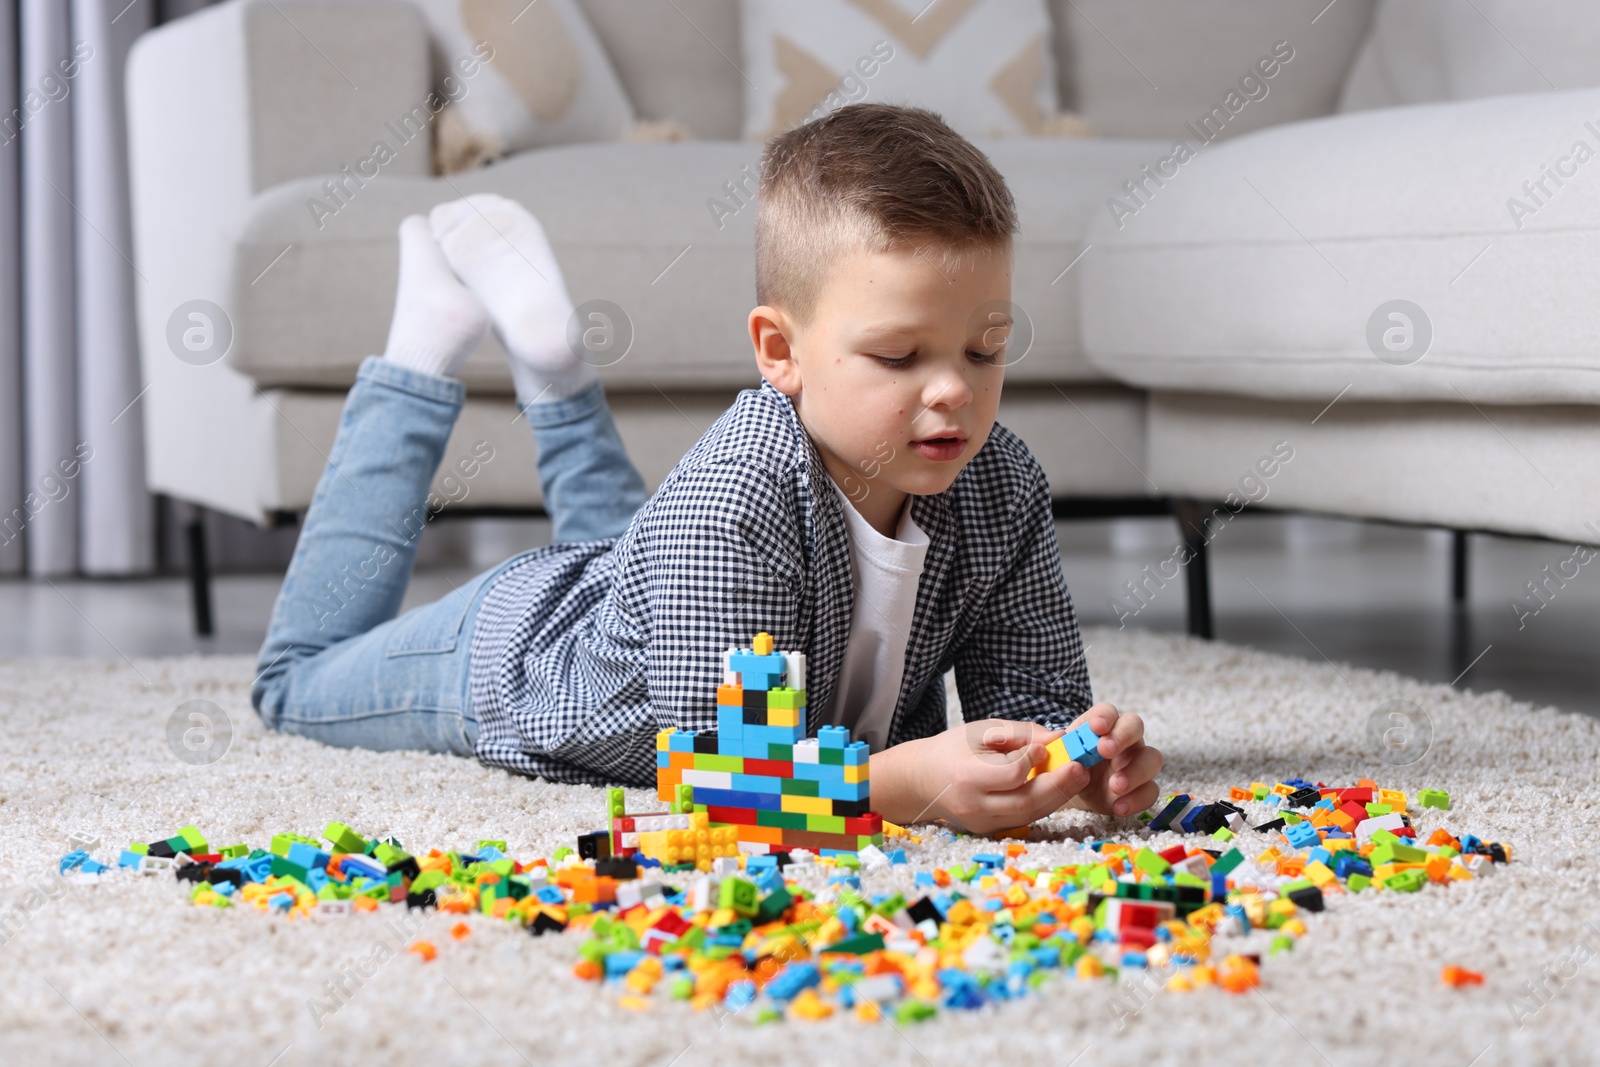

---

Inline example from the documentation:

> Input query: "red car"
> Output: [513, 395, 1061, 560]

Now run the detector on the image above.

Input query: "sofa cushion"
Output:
[1051, 0, 1374, 140]
[575, 0, 744, 140]
[229, 136, 1168, 394]
[406, 0, 634, 155]
[1339, 0, 1600, 113]
[739, 0, 1061, 141]
[1080, 87, 1600, 405]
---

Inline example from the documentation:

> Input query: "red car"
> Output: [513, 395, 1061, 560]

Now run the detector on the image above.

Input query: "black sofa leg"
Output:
[184, 504, 214, 638]
[1170, 499, 1215, 640]
[1449, 529, 1470, 679]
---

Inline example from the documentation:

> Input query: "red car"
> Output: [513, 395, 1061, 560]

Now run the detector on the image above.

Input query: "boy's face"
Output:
[750, 242, 1012, 535]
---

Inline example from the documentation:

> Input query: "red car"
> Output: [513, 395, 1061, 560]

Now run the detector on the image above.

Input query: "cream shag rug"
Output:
[2, 627, 1597, 1067]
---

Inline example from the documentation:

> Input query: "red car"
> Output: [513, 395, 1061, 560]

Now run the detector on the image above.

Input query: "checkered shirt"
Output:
[467, 378, 1093, 786]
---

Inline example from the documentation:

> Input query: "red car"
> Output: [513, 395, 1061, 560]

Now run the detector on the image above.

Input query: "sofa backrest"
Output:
[577, 0, 1376, 141]
[1339, 0, 1600, 112]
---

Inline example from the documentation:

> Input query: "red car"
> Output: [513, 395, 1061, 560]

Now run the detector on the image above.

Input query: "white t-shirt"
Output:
[824, 479, 930, 752]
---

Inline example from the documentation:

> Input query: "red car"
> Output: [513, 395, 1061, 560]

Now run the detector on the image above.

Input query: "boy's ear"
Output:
[749, 305, 802, 396]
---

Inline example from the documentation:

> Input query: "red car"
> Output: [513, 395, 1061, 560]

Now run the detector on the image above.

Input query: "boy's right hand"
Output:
[876, 718, 1094, 835]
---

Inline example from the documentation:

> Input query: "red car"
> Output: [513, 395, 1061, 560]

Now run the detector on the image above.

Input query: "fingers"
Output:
[981, 759, 1087, 822]
[1109, 778, 1161, 818]
[1108, 744, 1163, 797]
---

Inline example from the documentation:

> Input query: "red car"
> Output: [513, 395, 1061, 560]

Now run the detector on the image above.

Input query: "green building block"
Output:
[1212, 848, 1245, 876]
[767, 743, 793, 761]
[806, 814, 846, 835]
[606, 786, 626, 820]
[1132, 848, 1170, 877]
[218, 844, 249, 859]
[324, 822, 369, 855]
[1384, 869, 1427, 893]
[828, 932, 885, 955]
[669, 974, 694, 1000]
[1212, 827, 1235, 842]
[672, 784, 694, 815]
[780, 778, 819, 797]
[176, 826, 209, 853]
[766, 687, 805, 710]
[372, 841, 411, 867]
[1347, 873, 1371, 893]
[895, 1000, 938, 1024]
[755, 885, 793, 924]
[719, 877, 759, 917]
[1418, 789, 1451, 810]
[478, 839, 509, 853]
[1269, 934, 1294, 956]
[1365, 803, 1393, 817]
[819, 748, 844, 766]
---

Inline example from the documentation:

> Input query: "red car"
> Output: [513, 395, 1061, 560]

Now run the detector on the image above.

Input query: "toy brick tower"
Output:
[654, 632, 883, 857]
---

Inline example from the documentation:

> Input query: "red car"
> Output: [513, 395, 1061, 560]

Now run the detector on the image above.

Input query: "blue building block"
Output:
[818, 725, 850, 749]
[1284, 821, 1321, 850]
[765, 962, 821, 1001]
[287, 842, 331, 871]
[729, 650, 787, 690]
[668, 730, 696, 753]
[817, 777, 869, 802]
[694, 786, 782, 811]
[717, 705, 745, 736]
[1150, 794, 1191, 832]
[792, 761, 826, 782]
[744, 723, 805, 750]
[731, 773, 783, 795]
[656, 750, 671, 768]
[844, 741, 869, 765]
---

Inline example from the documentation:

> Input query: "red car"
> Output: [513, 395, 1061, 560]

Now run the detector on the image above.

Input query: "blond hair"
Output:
[754, 103, 1018, 328]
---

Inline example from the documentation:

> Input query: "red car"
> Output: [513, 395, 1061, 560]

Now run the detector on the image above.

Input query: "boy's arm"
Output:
[633, 462, 806, 732]
[951, 464, 1092, 727]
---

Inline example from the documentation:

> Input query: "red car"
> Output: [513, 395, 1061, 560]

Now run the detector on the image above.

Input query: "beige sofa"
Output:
[126, 0, 1600, 635]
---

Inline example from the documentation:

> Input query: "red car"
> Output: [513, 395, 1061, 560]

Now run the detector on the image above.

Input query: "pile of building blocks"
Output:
[73, 770, 1505, 1023]
[644, 632, 883, 862]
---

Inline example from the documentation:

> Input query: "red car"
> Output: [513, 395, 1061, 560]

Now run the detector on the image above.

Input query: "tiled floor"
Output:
[3, 514, 1596, 716]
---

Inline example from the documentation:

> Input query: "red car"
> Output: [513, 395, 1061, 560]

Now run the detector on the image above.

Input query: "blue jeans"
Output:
[251, 357, 647, 757]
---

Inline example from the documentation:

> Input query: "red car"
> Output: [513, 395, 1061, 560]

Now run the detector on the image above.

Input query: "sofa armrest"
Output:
[126, 0, 431, 523]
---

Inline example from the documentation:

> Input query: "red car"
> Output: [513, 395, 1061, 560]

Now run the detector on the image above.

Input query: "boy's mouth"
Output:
[910, 429, 967, 462]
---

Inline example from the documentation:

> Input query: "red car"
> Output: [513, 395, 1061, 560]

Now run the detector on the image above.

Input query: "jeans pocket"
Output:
[385, 590, 475, 657]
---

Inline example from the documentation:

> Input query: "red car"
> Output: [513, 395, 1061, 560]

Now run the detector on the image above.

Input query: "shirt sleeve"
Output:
[633, 460, 809, 734]
[951, 462, 1093, 729]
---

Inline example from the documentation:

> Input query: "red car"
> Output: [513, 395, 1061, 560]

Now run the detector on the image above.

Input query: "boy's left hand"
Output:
[1055, 702, 1163, 818]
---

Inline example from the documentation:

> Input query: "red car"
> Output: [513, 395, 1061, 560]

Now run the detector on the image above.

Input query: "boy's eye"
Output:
[868, 350, 1003, 368]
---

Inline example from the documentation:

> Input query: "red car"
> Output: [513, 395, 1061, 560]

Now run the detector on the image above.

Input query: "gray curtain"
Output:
[1, 0, 214, 577]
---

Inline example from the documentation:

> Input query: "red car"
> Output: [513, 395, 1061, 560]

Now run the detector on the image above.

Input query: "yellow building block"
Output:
[780, 793, 834, 816]
[843, 764, 868, 784]
[769, 706, 799, 727]
[1026, 736, 1071, 780]
[656, 729, 674, 751]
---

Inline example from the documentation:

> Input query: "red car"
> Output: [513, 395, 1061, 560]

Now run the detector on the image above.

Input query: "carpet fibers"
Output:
[2, 627, 1598, 1067]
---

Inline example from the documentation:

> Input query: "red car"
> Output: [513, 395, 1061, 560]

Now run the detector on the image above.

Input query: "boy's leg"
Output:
[252, 357, 468, 741]
[429, 194, 647, 542]
[252, 215, 494, 752]
[521, 381, 648, 542]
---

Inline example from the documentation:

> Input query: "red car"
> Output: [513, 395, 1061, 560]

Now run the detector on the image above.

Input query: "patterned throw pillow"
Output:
[740, 0, 1079, 141]
[405, 0, 636, 171]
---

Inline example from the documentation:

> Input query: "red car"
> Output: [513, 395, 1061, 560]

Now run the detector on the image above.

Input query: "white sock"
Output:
[381, 215, 490, 379]
[428, 193, 599, 406]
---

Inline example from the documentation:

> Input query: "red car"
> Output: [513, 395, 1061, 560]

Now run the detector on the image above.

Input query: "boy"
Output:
[252, 103, 1162, 835]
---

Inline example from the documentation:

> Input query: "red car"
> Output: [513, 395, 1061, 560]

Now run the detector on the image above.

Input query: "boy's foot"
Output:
[381, 215, 491, 379]
[428, 193, 599, 405]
